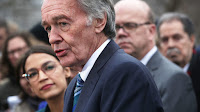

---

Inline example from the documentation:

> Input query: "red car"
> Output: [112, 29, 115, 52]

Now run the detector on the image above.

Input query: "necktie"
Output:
[72, 73, 84, 112]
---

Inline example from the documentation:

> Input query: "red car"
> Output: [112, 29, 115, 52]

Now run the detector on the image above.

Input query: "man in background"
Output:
[115, 0, 197, 112]
[157, 12, 200, 112]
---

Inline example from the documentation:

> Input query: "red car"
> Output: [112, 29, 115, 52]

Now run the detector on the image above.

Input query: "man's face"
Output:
[0, 27, 8, 50]
[159, 20, 194, 67]
[41, 0, 98, 67]
[115, 3, 153, 60]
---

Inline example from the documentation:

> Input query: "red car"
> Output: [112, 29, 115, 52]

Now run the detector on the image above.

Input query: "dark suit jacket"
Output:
[63, 40, 163, 112]
[189, 48, 200, 112]
[146, 50, 197, 112]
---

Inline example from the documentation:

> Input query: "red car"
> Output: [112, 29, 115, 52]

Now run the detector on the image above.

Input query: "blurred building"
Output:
[0, 0, 41, 31]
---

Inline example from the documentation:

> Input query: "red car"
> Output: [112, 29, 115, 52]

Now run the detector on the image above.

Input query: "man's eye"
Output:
[161, 37, 168, 43]
[173, 34, 182, 41]
[45, 26, 51, 32]
[125, 23, 137, 29]
[59, 22, 68, 27]
[59, 22, 70, 31]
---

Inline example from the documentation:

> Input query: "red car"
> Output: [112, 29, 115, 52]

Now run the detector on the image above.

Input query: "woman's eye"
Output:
[29, 72, 38, 78]
[45, 65, 55, 71]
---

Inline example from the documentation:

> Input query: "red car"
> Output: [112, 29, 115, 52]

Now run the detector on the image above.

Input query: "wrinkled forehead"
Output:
[41, 0, 77, 13]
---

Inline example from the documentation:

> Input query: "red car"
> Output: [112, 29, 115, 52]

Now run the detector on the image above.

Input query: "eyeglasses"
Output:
[8, 46, 28, 56]
[22, 61, 57, 82]
[115, 22, 151, 33]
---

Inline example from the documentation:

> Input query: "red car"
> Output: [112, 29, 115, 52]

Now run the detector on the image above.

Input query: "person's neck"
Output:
[46, 91, 65, 112]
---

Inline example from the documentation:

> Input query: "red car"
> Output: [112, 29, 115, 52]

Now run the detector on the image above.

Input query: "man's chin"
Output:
[168, 57, 181, 66]
[121, 47, 131, 53]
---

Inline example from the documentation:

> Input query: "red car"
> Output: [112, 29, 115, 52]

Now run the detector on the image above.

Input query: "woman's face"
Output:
[7, 37, 29, 67]
[25, 53, 68, 100]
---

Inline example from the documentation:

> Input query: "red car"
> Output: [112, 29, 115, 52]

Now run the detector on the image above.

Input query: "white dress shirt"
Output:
[79, 39, 111, 81]
[140, 46, 157, 65]
[183, 63, 190, 73]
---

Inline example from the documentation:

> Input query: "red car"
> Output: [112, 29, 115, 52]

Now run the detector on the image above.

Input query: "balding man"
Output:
[115, 0, 197, 112]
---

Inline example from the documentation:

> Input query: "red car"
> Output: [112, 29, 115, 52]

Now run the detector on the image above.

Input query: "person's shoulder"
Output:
[111, 49, 144, 67]
[160, 54, 185, 73]
[160, 55, 191, 83]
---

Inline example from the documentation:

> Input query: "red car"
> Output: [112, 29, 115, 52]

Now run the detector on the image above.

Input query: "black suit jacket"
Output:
[63, 40, 163, 112]
[189, 48, 200, 112]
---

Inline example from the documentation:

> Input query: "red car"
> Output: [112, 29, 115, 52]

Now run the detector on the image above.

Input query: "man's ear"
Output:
[147, 24, 156, 42]
[94, 12, 107, 33]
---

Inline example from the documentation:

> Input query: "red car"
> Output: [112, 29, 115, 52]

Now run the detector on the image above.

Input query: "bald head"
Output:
[114, 0, 156, 60]
[115, 0, 153, 23]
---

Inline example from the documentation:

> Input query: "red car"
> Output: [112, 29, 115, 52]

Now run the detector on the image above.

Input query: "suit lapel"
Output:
[146, 50, 160, 77]
[64, 76, 77, 112]
[75, 40, 120, 112]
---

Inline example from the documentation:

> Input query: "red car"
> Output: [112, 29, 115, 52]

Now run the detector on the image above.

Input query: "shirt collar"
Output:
[183, 63, 190, 73]
[79, 39, 111, 81]
[140, 46, 157, 65]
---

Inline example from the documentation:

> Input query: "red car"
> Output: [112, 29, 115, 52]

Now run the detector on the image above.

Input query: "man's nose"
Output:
[168, 38, 176, 48]
[48, 27, 62, 44]
[117, 27, 127, 35]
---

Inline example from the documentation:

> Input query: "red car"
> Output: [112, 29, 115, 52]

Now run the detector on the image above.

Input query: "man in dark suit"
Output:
[157, 12, 200, 111]
[114, 0, 197, 112]
[41, 0, 163, 112]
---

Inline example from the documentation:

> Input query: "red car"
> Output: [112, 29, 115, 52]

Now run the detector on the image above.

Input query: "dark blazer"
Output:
[188, 48, 200, 112]
[146, 50, 197, 112]
[63, 40, 163, 112]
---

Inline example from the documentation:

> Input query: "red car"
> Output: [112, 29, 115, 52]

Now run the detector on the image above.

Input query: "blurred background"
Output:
[0, 0, 199, 44]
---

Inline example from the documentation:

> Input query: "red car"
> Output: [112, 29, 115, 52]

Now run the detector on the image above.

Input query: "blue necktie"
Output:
[72, 73, 84, 112]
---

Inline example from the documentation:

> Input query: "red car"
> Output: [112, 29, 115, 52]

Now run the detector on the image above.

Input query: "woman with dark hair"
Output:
[0, 32, 45, 111]
[1, 32, 32, 81]
[21, 45, 71, 112]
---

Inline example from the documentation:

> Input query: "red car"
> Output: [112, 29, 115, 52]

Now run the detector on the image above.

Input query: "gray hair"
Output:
[77, 0, 116, 38]
[156, 12, 195, 38]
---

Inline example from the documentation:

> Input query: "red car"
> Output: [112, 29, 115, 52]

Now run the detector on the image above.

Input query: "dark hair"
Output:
[0, 18, 9, 34]
[30, 22, 50, 45]
[1, 32, 33, 82]
[156, 12, 195, 38]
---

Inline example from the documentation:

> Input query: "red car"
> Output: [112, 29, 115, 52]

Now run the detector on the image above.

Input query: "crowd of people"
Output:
[0, 0, 199, 112]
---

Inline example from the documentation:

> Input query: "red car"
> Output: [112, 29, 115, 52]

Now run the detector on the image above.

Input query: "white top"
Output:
[79, 39, 111, 81]
[140, 46, 157, 65]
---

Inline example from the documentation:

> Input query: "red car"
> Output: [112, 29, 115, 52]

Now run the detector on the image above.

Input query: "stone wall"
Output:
[0, 0, 42, 31]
